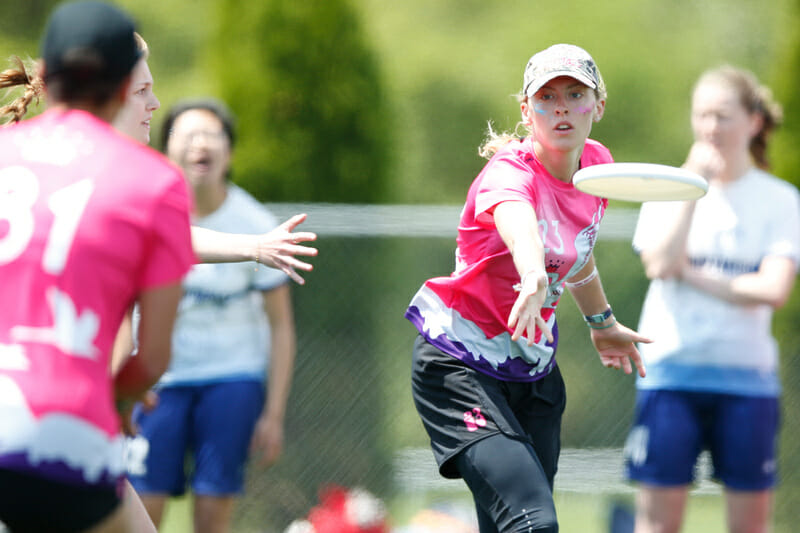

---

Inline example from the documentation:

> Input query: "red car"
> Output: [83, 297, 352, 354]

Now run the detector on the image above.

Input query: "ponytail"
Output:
[477, 93, 529, 160]
[0, 57, 44, 126]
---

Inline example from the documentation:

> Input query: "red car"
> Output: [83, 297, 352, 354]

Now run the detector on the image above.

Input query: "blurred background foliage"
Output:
[3, 0, 800, 530]
[2, 0, 798, 202]
[207, 0, 390, 202]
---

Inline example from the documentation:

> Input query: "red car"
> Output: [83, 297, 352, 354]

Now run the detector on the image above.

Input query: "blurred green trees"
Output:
[3, 0, 794, 203]
[0, 0, 59, 38]
[356, 0, 796, 203]
[207, 0, 391, 203]
[770, 2, 800, 529]
[772, 0, 800, 186]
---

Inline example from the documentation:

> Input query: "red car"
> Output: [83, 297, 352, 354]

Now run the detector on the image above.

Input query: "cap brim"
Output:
[525, 70, 597, 97]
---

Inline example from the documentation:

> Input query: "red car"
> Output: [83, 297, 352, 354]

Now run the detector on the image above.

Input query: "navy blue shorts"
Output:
[624, 389, 780, 491]
[127, 380, 265, 496]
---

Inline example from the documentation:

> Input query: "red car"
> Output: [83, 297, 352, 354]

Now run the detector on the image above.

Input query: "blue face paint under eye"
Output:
[534, 104, 546, 115]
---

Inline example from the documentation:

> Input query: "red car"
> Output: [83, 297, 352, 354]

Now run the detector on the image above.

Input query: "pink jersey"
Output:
[406, 138, 611, 381]
[0, 109, 195, 488]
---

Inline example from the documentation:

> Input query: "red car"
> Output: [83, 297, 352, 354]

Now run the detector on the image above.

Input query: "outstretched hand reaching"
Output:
[589, 322, 650, 378]
[508, 271, 554, 346]
[255, 213, 318, 285]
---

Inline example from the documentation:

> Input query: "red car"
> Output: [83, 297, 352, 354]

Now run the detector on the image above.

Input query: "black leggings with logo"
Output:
[411, 336, 563, 533]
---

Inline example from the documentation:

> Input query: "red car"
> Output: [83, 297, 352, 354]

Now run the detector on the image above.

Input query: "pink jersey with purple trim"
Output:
[0, 109, 195, 487]
[406, 138, 611, 381]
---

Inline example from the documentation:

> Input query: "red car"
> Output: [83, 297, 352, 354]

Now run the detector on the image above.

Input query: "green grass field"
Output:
[156, 447, 734, 532]
[555, 492, 726, 533]
[159, 489, 729, 533]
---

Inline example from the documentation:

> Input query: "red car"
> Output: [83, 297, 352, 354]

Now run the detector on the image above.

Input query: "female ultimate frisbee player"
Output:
[0, 23, 312, 533]
[0, 2, 195, 531]
[405, 43, 650, 533]
[625, 66, 800, 533]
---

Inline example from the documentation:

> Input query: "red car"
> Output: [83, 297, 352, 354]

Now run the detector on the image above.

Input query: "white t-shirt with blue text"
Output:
[159, 184, 288, 386]
[633, 168, 800, 397]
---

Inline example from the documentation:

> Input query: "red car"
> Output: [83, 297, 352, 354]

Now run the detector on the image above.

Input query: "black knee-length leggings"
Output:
[456, 432, 559, 533]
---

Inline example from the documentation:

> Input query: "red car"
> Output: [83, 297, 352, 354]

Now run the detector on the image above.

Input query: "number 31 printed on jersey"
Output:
[1, 165, 101, 360]
[0, 165, 94, 274]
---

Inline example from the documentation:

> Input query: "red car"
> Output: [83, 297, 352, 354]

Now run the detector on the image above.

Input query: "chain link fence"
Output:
[229, 203, 800, 532]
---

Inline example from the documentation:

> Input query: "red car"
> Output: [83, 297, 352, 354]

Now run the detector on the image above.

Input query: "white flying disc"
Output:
[573, 162, 708, 202]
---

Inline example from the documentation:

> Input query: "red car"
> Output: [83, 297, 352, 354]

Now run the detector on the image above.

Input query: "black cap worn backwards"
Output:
[41, 1, 141, 82]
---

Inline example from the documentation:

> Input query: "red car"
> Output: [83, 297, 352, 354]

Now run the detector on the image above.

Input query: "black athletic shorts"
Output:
[411, 334, 566, 479]
[0, 468, 122, 533]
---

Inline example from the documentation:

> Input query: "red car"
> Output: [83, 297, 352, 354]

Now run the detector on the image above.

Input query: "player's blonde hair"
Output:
[0, 57, 44, 125]
[133, 32, 150, 60]
[477, 93, 529, 160]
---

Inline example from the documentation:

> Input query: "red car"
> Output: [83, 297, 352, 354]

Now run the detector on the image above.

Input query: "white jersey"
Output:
[159, 184, 288, 386]
[633, 168, 800, 396]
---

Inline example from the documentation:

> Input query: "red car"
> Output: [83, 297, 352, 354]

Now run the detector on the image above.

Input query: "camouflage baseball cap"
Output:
[523, 44, 605, 98]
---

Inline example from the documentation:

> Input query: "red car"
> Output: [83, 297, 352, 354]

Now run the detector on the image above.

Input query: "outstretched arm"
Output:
[493, 200, 553, 345]
[566, 256, 650, 377]
[192, 213, 318, 284]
